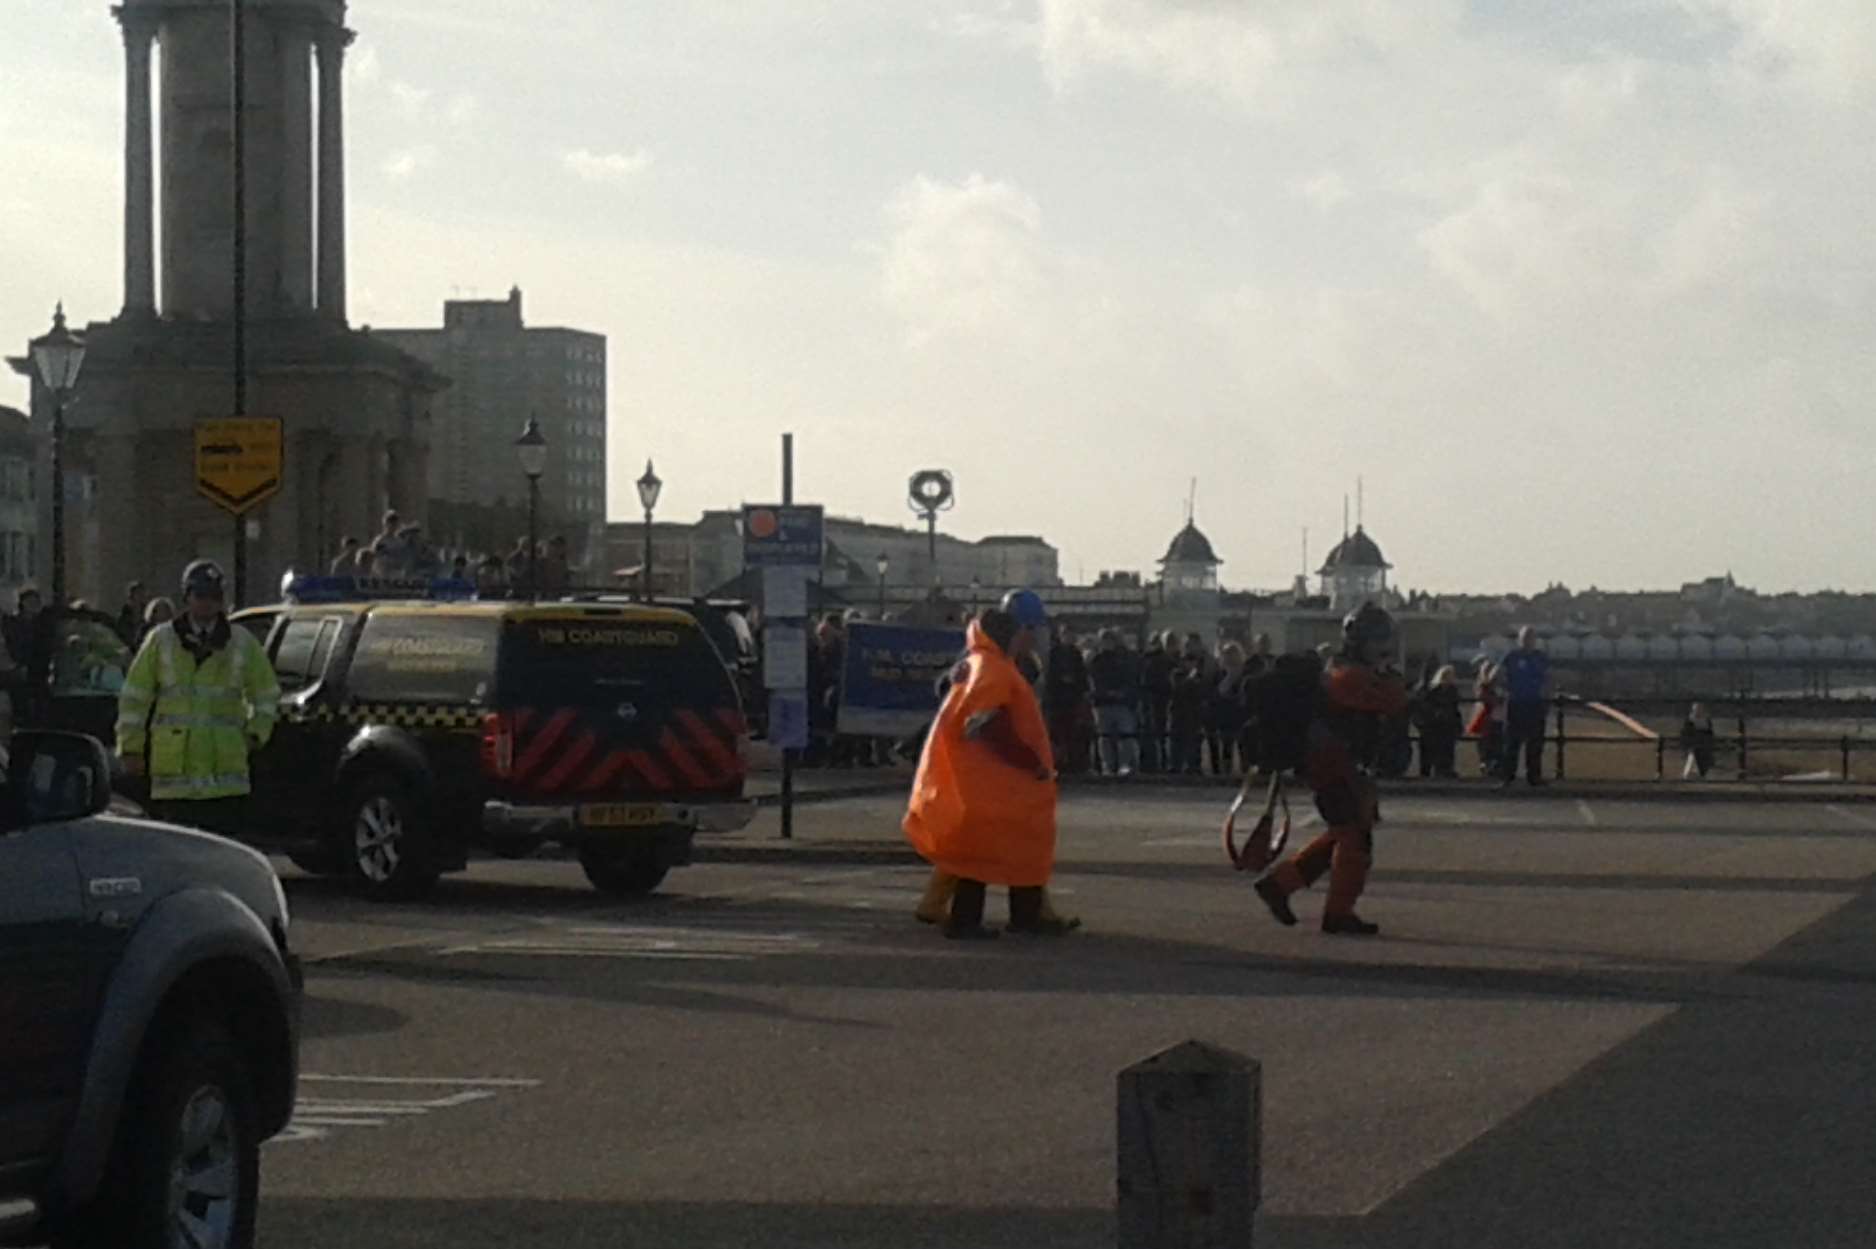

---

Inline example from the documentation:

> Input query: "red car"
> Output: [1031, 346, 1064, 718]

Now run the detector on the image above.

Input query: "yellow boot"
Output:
[915, 869, 957, 924]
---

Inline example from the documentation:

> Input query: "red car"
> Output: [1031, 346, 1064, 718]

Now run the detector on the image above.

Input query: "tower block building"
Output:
[10, 0, 443, 603]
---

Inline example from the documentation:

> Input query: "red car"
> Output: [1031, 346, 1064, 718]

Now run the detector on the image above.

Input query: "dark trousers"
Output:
[1205, 729, 1240, 776]
[1141, 700, 1170, 772]
[1502, 702, 1547, 782]
[146, 795, 249, 837]
[1171, 725, 1202, 773]
[947, 879, 1043, 931]
[1419, 730, 1458, 778]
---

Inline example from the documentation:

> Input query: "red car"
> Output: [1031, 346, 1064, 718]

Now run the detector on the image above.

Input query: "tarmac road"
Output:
[261, 790, 1876, 1248]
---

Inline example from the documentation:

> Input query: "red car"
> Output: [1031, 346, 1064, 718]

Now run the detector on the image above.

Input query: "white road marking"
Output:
[275, 1077, 538, 1147]
[301, 1074, 542, 1087]
[1576, 799, 1598, 827]
[444, 923, 823, 961]
[1826, 804, 1876, 829]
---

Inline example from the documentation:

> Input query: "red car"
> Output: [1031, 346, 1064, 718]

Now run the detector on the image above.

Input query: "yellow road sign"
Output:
[195, 417, 283, 515]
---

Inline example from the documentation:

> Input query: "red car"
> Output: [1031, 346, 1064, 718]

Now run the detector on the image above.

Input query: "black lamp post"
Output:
[30, 304, 86, 607]
[876, 552, 889, 618]
[514, 418, 546, 601]
[635, 460, 662, 602]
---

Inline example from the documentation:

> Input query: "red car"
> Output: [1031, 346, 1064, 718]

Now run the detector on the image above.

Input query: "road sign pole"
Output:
[230, 0, 249, 604]
[781, 432, 795, 842]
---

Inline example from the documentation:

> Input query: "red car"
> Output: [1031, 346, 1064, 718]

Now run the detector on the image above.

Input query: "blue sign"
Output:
[836, 622, 968, 737]
[742, 505, 824, 568]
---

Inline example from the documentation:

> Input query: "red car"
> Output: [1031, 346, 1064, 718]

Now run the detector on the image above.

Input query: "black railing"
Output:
[1065, 703, 1876, 784]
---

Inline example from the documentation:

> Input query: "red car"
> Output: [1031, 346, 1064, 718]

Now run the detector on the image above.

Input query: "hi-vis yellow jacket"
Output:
[116, 618, 280, 801]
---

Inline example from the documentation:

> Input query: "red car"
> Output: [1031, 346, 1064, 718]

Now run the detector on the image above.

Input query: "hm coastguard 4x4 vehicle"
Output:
[232, 578, 753, 900]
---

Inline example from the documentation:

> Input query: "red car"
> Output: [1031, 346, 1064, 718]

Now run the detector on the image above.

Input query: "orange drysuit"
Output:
[903, 621, 1058, 887]
[1265, 658, 1408, 919]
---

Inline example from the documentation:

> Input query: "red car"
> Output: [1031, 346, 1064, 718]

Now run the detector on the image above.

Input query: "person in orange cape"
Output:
[1252, 602, 1408, 936]
[904, 596, 1071, 939]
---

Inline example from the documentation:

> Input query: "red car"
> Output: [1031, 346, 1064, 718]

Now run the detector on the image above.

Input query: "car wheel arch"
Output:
[49, 889, 296, 1216]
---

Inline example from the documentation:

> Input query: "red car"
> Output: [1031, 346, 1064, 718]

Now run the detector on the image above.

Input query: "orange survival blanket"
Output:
[903, 621, 1058, 887]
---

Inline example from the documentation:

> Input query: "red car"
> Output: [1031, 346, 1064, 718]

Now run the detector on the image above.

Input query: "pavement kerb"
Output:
[747, 773, 1876, 808]
[712, 773, 1876, 866]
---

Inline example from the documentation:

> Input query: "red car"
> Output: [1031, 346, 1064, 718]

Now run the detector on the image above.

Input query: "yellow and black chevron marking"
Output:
[284, 702, 484, 731]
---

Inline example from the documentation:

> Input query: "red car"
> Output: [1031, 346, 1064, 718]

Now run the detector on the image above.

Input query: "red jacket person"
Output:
[1253, 603, 1407, 936]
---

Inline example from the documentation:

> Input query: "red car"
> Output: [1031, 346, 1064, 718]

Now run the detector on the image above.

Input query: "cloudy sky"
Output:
[4, 1, 1874, 593]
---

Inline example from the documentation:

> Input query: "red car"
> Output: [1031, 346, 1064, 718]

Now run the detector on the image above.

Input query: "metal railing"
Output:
[1063, 701, 1876, 783]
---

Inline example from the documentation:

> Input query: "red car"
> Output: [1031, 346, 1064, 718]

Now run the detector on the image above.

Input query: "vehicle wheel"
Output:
[343, 775, 440, 902]
[54, 1017, 260, 1249]
[579, 846, 669, 898]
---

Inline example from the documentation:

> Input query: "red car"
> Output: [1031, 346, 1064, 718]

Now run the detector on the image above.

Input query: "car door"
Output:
[0, 812, 91, 1170]
[252, 612, 350, 836]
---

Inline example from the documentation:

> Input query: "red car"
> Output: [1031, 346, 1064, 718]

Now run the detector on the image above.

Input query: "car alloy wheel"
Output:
[353, 795, 404, 884]
[167, 1084, 241, 1249]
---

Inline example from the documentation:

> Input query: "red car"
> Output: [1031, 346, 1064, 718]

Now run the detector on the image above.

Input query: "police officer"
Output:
[116, 560, 280, 832]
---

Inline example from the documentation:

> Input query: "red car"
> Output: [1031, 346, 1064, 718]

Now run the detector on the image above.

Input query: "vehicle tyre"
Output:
[342, 774, 440, 902]
[579, 845, 669, 898]
[54, 1017, 261, 1249]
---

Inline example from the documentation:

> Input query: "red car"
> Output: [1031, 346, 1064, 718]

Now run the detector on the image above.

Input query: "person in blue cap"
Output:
[911, 588, 1080, 934]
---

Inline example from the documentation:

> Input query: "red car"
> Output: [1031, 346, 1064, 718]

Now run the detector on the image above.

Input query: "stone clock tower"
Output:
[11, 0, 445, 604]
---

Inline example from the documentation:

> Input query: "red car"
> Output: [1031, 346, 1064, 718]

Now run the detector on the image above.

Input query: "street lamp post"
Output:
[635, 460, 662, 603]
[514, 418, 546, 601]
[876, 552, 889, 618]
[30, 305, 86, 607]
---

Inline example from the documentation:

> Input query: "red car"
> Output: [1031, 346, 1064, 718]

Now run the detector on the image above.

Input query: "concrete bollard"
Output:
[1117, 1040, 1261, 1247]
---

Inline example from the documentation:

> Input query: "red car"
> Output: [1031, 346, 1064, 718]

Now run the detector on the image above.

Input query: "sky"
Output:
[4, 0, 1875, 594]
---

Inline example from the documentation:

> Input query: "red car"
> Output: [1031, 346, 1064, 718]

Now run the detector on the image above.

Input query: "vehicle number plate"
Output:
[578, 803, 664, 828]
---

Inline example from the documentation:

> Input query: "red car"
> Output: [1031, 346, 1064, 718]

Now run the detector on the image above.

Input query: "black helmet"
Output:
[1342, 601, 1394, 648]
[181, 559, 227, 599]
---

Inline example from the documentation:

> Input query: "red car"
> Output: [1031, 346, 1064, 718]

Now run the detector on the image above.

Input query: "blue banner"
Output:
[836, 622, 967, 737]
[742, 504, 825, 568]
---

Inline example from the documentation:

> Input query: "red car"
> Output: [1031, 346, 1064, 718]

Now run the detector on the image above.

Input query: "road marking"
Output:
[1826, 804, 1876, 830]
[301, 1074, 543, 1087]
[444, 923, 823, 961]
[1577, 799, 1598, 827]
[275, 1076, 540, 1145]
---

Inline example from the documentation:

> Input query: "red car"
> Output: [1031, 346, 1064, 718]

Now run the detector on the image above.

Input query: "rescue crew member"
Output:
[116, 560, 280, 832]
[905, 597, 1072, 939]
[914, 590, 1079, 932]
[1253, 602, 1407, 936]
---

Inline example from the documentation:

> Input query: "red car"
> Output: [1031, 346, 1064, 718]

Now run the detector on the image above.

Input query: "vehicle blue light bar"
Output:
[281, 575, 477, 604]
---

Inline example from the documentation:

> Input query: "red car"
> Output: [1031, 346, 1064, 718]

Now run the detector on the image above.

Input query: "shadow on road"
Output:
[1336, 883, 1876, 1249]
[258, 1196, 1357, 1249]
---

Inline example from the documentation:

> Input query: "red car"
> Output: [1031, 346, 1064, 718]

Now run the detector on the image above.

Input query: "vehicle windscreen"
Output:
[497, 616, 731, 705]
[348, 614, 503, 704]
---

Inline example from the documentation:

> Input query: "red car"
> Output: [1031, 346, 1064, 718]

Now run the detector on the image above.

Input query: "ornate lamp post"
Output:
[906, 469, 954, 586]
[876, 552, 889, 617]
[30, 305, 86, 606]
[514, 418, 546, 601]
[635, 460, 662, 602]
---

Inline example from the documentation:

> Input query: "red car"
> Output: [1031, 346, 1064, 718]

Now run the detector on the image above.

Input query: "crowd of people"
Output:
[326, 509, 575, 598]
